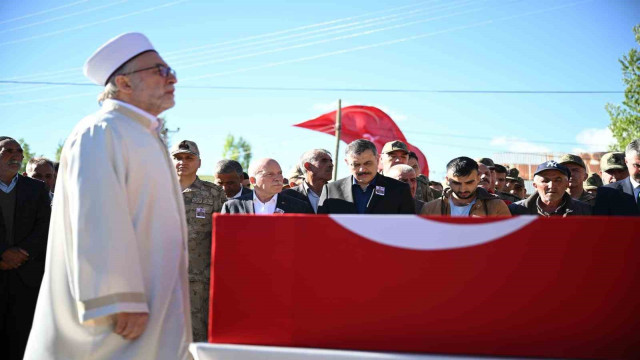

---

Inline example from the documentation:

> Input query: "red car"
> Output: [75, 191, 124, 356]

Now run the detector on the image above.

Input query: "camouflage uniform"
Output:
[182, 176, 226, 342]
[577, 190, 596, 206]
[559, 154, 596, 207]
[416, 174, 438, 202]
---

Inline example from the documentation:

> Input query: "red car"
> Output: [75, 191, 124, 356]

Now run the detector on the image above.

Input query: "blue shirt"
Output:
[0, 173, 18, 194]
[352, 175, 377, 214]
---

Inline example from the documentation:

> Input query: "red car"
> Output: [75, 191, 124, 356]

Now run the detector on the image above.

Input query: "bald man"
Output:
[221, 158, 313, 214]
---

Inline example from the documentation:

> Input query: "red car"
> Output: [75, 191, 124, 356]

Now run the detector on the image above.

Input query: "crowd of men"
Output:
[2, 32, 640, 360]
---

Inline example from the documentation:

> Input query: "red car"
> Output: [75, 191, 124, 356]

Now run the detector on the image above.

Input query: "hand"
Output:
[1, 247, 29, 268]
[114, 312, 149, 340]
[0, 260, 14, 270]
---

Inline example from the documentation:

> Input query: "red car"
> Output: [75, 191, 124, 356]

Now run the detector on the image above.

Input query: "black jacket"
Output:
[317, 174, 415, 214]
[0, 175, 51, 287]
[592, 178, 640, 216]
[282, 183, 314, 212]
[509, 192, 591, 216]
[221, 192, 313, 214]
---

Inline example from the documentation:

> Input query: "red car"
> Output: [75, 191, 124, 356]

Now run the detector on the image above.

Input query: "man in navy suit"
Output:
[222, 158, 313, 214]
[594, 139, 640, 215]
[318, 139, 414, 215]
[0, 137, 51, 360]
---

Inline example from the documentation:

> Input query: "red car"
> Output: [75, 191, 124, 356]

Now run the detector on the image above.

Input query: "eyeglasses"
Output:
[123, 64, 176, 78]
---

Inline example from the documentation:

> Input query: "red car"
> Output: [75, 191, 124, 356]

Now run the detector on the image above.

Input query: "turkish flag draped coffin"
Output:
[209, 214, 640, 359]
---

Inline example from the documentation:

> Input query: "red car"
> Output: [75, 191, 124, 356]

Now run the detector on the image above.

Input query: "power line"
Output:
[0, 0, 89, 25]
[0, 81, 625, 94]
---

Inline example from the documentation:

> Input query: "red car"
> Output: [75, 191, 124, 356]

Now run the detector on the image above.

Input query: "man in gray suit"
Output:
[222, 158, 313, 214]
[282, 149, 333, 213]
[317, 139, 414, 215]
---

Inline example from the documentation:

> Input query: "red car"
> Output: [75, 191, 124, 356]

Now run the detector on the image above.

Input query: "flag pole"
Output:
[332, 99, 342, 182]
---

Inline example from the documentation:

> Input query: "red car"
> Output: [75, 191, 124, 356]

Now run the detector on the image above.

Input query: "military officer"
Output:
[559, 154, 595, 206]
[584, 173, 602, 196]
[171, 140, 226, 342]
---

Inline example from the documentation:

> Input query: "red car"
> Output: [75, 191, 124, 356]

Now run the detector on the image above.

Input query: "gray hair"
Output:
[26, 157, 55, 175]
[345, 139, 377, 158]
[214, 159, 243, 176]
[386, 164, 415, 179]
[248, 158, 278, 178]
[299, 148, 331, 175]
[97, 58, 139, 104]
[625, 138, 640, 158]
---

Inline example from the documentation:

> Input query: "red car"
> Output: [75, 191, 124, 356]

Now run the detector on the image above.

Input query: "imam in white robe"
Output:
[24, 100, 192, 360]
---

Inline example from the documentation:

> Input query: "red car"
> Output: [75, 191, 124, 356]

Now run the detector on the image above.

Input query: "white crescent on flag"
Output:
[330, 215, 537, 250]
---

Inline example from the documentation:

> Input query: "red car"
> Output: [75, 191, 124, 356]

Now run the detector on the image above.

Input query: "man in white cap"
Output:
[24, 33, 191, 360]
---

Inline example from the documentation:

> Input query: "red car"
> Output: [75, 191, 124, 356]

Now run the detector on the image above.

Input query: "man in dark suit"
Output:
[214, 159, 252, 199]
[594, 139, 640, 215]
[0, 137, 51, 360]
[283, 149, 333, 213]
[222, 158, 313, 214]
[318, 139, 415, 214]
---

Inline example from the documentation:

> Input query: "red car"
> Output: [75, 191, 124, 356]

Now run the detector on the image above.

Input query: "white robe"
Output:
[24, 100, 192, 360]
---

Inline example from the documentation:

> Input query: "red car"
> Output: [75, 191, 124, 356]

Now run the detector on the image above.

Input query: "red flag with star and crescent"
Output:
[294, 105, 429, 177]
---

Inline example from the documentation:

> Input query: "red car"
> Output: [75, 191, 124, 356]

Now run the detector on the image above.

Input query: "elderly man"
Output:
[283, 149, 333, 213]
[599, 152, 629, 185]
[476, 161, 493, 193]
[25, 33, 192, 360]
[559, 154, 595, 206]
[214, 159, 252, 199]
[171, 140, 225, 342]
[386, 164, 424, 214]
[222, 158, 313, 214]
[318, 139, 414, 214]
[509, 161, 591, 216]
[24, 157, 56, 196]
[422, 157, 510, 216]
[0, 137, 51, 360]
[379, 140, 409, 174]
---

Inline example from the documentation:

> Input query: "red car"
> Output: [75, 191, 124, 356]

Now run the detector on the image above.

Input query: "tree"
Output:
[607, 24, 640, 150]
[56, 140, 64, 162]
[18, 138, 35, 173]
[221, 134, 252, 170]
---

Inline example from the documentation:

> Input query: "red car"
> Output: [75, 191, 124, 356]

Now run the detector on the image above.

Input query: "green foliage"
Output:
[55, 140, 64, 162]
[607, 24, 640, 150]
[221, 134, 252, 170]
[18, 138, 35, 173]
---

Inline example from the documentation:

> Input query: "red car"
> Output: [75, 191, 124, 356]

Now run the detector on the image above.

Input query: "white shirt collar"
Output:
[103, 99, 160, 131]
[630, 176, 640, 189]
[253, 192, 278, 214]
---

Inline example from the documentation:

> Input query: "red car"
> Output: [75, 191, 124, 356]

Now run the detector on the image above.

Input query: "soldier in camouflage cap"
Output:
[584, 173, 602, 196]
[511, 177, 527, 200]
[408, 151, 439, 202]
[170, 140, 227, 342]
[599, 152, 629, 185]
[559, 153, 595, 206]
[493, 164, 520, 202]
[504, 167, 519, 193]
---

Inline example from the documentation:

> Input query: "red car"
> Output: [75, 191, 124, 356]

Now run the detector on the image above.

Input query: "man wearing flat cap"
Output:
[559, 154, 595, 206]
[171, 140, 226, 343]
[25, 33, 191, 360]
[509, 161, 591, 216]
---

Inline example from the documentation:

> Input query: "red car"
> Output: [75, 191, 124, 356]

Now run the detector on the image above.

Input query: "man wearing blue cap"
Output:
[25, 33, 190, 360]
[509, 160, 591, 216]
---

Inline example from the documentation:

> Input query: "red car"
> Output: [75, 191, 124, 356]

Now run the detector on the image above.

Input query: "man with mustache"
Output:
[318, 139, 414, 214]
[593, 139, 640, 215]
[509, 161, 591, 216]
[283, 149, 334, 213]
[25, 33, 192, 360]
[421, 156, 509, 216]
[386, 164, 425, 214]
[222, 158, 313, 214]
[0, 137, 51, 360]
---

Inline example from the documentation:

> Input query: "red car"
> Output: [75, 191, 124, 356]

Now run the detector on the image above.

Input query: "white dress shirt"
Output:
[232, 187, 244, 199]
[253, 192, 278, 214]
[630, 176, 640, 203]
